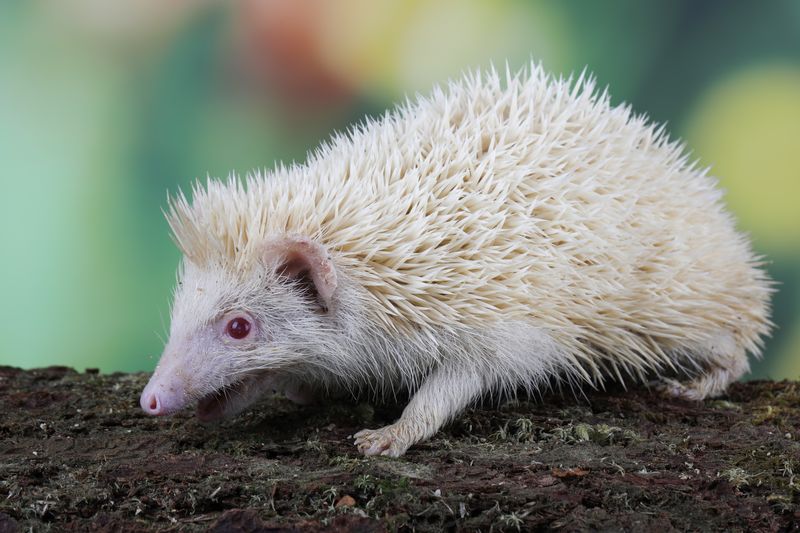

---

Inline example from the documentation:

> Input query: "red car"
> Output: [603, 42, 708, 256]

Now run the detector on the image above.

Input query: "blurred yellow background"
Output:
[1, 0, 798, 378]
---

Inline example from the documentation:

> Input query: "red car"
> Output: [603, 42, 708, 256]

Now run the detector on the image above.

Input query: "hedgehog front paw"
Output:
[353, 425, 411, 457]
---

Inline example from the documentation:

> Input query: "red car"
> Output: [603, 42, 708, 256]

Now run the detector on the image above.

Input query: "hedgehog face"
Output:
[140, 236, 339, 421]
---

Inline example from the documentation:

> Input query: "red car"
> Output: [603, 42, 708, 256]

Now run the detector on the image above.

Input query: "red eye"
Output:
[226, 317, 251, 339]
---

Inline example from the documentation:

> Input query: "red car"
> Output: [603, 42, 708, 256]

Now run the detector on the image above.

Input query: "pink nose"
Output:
[140, 391, 164, 415]
[140, 379, 188, 416]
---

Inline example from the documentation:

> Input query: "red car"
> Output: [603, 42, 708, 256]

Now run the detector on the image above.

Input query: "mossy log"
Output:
[1, 366, 798, 531]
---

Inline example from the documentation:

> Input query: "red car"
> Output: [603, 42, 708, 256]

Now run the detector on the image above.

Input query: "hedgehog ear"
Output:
[262, 237, 337, 313]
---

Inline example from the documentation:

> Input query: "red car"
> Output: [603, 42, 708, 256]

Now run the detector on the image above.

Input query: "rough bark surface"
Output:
[0, 366, 798, 532]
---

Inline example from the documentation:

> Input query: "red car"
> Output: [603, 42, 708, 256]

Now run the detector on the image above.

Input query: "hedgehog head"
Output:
[139, 226, 341, 421]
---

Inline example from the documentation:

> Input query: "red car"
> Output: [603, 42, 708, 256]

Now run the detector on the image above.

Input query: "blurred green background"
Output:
[0, 0, 798, 378]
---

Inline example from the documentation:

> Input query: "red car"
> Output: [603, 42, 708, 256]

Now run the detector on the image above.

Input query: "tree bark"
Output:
[1, 366, 798, 531]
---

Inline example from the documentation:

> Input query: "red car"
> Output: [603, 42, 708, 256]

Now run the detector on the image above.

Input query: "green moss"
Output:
[544, 422, 640, 445]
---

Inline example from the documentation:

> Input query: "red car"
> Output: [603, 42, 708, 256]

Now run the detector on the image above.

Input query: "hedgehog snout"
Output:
[140, 372, 190, 416]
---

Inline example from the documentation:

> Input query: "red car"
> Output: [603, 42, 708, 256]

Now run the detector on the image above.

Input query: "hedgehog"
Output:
[139, 63, 772, 457]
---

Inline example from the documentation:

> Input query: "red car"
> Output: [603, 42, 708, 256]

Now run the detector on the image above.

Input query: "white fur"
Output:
[153, 63, 773, 456]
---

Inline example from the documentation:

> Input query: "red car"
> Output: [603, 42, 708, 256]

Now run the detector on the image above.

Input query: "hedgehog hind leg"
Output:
[659, 333, 750, 401]
[658, 358, 748, 400]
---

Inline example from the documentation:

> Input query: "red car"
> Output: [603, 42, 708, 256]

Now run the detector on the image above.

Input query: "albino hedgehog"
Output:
[140, 64, 772, 457]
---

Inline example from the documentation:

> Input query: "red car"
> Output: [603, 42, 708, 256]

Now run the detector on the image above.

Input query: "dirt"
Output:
[1, 366, 798, 532]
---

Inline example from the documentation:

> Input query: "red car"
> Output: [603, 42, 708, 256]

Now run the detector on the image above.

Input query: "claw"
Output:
[353, 426, 409, 457]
